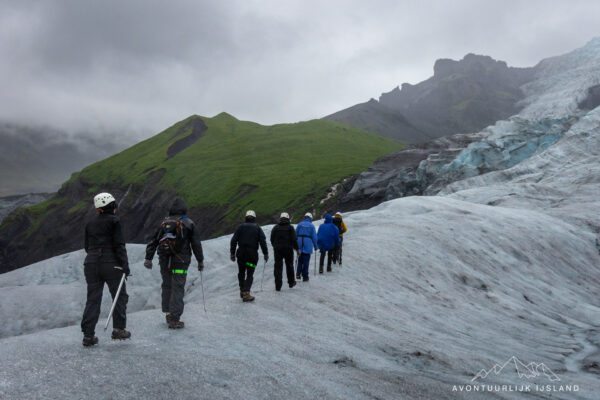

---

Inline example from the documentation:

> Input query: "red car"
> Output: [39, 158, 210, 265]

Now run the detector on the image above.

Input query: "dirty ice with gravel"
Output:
[2, 39, 600, 399]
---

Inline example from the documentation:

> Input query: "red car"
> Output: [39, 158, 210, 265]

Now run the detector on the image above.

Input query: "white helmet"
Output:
[94, 192, 116, 209]
[246, 210, 256, 218]
[280, 212, 289, 219]
[304, 212, 312, 219]
[335, 211, 342, 217]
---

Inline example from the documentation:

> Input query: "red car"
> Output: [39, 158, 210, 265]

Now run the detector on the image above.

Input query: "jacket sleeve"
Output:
[189, 222, 204, 263]
[270, 226, 275, 247]
[112, 218, 129, 268]
[341, 220, 347, 234]
[230, 227, 240, 256]
[145, 226, 161, 260]
[84, 223, 89, 253]
[259, 227, 268, 256]
[290, 226, 299, 251]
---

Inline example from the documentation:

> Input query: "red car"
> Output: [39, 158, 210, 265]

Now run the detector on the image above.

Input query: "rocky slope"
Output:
[0, 193, 52, 225]
[325, 53, 535, 143]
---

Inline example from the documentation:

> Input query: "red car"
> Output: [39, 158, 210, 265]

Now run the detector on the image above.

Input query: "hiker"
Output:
[144, 198, 204, 329]
[270, 212, 299, 291]
[332, 212, 347, 265]
[317, 214, 340, 273]
[230, 210, 268, 302]
[81, 192, 131, 347]
[295, 212, 318, 281]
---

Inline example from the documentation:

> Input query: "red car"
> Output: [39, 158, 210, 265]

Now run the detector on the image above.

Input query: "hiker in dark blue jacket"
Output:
[295, 212, 318, 281]
[317, 214, 340, 273]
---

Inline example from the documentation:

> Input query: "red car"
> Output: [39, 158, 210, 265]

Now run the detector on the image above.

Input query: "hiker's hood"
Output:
[169, 198, 188, 215]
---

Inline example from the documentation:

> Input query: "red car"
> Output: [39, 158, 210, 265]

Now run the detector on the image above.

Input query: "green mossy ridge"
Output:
[76, 114, 403, 220]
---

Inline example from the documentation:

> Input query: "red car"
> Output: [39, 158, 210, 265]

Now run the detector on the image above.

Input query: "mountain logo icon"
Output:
[471, 356, 560, 382]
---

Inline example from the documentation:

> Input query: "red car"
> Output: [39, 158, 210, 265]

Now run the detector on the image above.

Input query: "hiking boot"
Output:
[168, 320, 185, 329]
[111, 329, 131, 340]
[327, 267, 332, 272]
[82, 335, 98, 347]
[296, 273, 300, 280]
[289, 281, 296, 289]
[275, 287, 281, 292]
[319, 268, 323, 274]
[242, 291, 255, 302]
[303, 277, 309, 282]
[165, 312, 171, 324]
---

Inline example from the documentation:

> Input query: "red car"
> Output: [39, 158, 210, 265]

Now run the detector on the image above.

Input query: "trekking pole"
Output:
[260, 259, 266, 291]
[200, 269, 207, 313]
[314, 252, 317, 276]
[104, 273, 126, 331]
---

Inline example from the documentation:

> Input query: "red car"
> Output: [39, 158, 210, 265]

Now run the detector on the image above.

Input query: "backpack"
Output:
[332, 217, 342, 231]
[157, 217, 186, 260]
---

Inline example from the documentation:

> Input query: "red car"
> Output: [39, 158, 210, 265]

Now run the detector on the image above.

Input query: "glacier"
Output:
[1, 39, 600, 399]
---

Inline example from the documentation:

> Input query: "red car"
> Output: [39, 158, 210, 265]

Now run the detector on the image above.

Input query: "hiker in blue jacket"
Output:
[317, 214, 340, 273]
[295, 212, 318, 281]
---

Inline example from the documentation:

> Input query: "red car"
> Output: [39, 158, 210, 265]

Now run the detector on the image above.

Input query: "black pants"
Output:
[81, 262, 128, 336]
[237, 257, 256, 292]
[319, 250, 334, 271]
[160, 256, 188, 321]
[333, 238, 343, 264]
[273, 248, 295, 290]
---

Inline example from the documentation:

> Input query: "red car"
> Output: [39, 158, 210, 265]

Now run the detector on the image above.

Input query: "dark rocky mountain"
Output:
[325, 54, 536, 143]
[0, 123, 131, 196]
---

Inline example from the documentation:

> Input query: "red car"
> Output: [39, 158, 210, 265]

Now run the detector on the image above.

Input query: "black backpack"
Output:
[157, 217, 186, 260]
[333, 217, 342, 231]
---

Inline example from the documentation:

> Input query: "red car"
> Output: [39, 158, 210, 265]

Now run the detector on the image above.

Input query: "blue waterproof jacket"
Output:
[296, 218, 318, 254]
[317, 214, 341, 252]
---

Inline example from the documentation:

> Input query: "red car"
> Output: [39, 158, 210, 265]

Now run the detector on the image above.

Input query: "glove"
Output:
[264, 253, 269, 262]
[144, 259, 152, 269]
[230, 254, 236, 262]
[198, 261, 204, 271]
[114, 265, 131, 277]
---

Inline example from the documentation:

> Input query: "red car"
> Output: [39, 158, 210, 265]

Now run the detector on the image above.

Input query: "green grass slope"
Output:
[1, 112, 403, 272]
[72, 112, 403, 219]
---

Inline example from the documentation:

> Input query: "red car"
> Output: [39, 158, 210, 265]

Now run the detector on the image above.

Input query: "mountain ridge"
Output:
[0, 114, 402, 272]
[325, 53, 536, 143]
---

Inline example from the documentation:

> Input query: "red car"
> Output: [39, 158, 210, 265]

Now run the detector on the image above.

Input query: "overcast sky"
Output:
[1, 0, 599, 138]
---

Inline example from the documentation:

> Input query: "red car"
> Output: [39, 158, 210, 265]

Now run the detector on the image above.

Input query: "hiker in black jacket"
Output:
[230, 210, 268, 302]
[270, 212, 299, 291]
[144, 198, 204, 329]
[81, 192, 131, 347]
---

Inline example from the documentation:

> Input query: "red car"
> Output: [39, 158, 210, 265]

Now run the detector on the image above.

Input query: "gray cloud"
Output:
[1, 0, 599, 138]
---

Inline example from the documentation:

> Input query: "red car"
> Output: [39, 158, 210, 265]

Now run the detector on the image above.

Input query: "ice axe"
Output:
[104, 273, 126, 331]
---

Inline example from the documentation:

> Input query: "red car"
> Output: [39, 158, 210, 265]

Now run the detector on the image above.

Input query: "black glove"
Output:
[230, 254, 236, 262]
[114, 265, 131, 277]
[143, 259, 152, 269]
[198, 261, 204, 271]
[264, 253, 269, 262]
